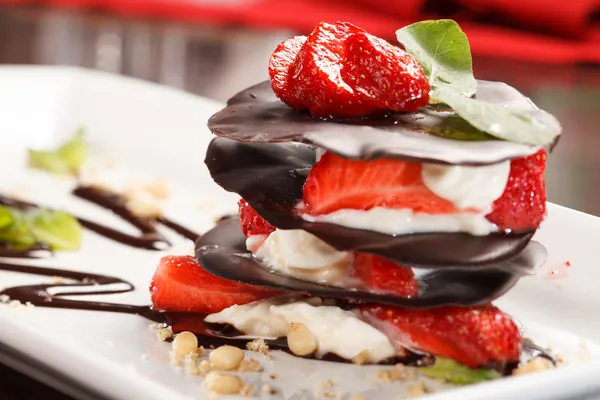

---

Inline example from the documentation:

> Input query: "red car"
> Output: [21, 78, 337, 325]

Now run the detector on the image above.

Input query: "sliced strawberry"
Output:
[359, 304, 522, 368]
[290, 21, 373, 117]
[342, 32, 430, 112]
[238, 199, 275, 237]
[150, 255, 280, 313]
[268, 35, 307, 109]
[303, 152, 458, 216]
[486, 150, 547, 231]
[353, 253, 418, 298]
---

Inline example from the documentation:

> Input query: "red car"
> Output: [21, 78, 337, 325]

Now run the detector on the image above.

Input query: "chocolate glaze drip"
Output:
[205, 137, 537, 266]
[207, 80, 560, 166]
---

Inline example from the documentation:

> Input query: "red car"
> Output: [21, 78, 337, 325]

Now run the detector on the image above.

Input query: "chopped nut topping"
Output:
[406, 380, 430, 397]
[378, 364, 414, 382]
[51, 276, 65, 284]
[513, 357, 555, 375]
[262, 384, 277, 395]
[239, 384, 256, 397]
[246, 338, 270, 357]
[237, 357, 262, 372]
[351, 350, 370, 365]
[149, 323, 174, 342]
[352, 394, 366, 400]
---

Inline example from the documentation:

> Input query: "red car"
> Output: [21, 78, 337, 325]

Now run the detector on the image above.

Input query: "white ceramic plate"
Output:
[1, 66, 600, 400]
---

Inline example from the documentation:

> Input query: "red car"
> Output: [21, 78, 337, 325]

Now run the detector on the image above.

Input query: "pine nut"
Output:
[287, 323, 318, 356]
[209, 345, 245, 370]
[204, 371, 243, 394]
[172, 331, 198, 359]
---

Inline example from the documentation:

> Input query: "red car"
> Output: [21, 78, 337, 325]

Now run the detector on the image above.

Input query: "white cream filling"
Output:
[302, 206, 495, 236]
[421, 161, 510, 210]
[248, 229, 354, 287]
[301, 161, 511, 236]
[205, 297, 397, 363]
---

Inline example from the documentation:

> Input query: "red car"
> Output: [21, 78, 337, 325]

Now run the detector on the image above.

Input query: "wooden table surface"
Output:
[2, 5, 600, 400]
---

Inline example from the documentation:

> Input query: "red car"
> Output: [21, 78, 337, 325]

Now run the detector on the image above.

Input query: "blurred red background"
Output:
[1, 0, 600, 63]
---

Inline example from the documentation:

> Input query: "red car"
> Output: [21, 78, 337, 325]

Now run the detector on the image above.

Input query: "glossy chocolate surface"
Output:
[195, 217, 546, 308]
[207, 80, 560, 166]
[205, 137, 536, 266]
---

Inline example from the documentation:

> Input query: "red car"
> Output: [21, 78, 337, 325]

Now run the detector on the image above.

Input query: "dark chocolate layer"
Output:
[205, 137, 535, 266]
[195, 217, 547, 308]
[207, 80, 559, 166]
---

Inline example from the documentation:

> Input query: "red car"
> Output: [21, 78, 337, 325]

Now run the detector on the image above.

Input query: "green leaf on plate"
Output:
[0, 208, 36, 247]
[0, 206, 15, 230]
[396, 19, 477, 97]
[432, 87, 560, 146]
[420, 358, 501, 385]
[28, 127, 88, 175]
[0, 206, 83, 251]
[28, 209, 83, 251]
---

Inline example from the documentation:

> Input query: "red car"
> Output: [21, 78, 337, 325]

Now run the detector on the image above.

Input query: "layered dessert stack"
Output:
[150, 19, 561, 379]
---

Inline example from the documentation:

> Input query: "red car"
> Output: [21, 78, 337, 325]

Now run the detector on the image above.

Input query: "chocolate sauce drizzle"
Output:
[0, 185, 201, 258]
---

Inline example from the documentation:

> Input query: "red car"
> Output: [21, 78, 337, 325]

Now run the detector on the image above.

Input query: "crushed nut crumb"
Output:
[51, 276, 65, 284]
[246, 338, 270, 357]
[352, 350, 370, 365]
[262, 384, 277, 395]
[406, 380, 430, 397]
[155, 325, 173, 342]
[239, 384, 256, 397]
[352, 394, 366, 400]
[513, 357, 555, 375]
[378, 364, 414, 382]
[237, 357, 262, 372]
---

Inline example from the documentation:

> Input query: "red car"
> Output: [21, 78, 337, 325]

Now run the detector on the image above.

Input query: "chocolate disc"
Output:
[207, 80, 559, 166]
[195, 217, 547, 308]
[205, 137, 535, 266]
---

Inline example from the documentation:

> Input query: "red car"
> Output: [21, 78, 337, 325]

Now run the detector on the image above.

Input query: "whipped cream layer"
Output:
[205, 297, 397, 363]
[248, 229, 354, 287]
[302, 161, 511, 236]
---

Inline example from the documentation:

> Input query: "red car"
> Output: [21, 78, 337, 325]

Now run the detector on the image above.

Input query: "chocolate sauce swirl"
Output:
[0, 186, 202, 258]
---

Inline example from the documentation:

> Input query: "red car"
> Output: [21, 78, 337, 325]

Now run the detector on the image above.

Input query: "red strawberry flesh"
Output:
[238, 198, 276, 237]
[360, 304, 522, 368]
[303, 151, 458, 216]
[353, 253, 418, 298]
[269, 35, 307, 109]
[486, 149, 547, 231]
[150, 255, 280, 313]
[342, 32, 430, 112]
[290, 21, 371, 117]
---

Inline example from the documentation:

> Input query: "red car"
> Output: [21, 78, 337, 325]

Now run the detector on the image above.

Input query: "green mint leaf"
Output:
[28, 128, 88, 175]
[0, 206, 15, 230]
[432, 87, 560, 146]
[420, 358, 501, 385]
[396, 19, 476, 97]
[29, 209, 83, 251]
[0, 209, 36, 247]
